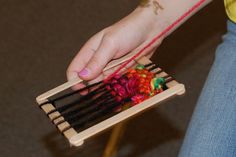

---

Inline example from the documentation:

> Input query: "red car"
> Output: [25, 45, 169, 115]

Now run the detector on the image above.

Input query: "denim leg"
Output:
[178, 21, 236, 157]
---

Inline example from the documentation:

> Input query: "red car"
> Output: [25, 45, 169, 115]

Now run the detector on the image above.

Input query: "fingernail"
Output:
[79, 68, 89, 77]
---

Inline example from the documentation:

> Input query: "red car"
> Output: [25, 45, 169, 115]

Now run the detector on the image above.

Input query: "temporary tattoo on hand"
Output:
[139, 0, 164, 15]
[152, 1, 163, 15]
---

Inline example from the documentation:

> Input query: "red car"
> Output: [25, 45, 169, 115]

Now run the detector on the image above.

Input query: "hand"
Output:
[67, 0, 211, 91]
[67, 7, 164, 84]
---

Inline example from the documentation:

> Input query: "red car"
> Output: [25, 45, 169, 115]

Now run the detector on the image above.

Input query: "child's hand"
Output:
[67, 7, 164, 83]
[67, 0, 211, 82]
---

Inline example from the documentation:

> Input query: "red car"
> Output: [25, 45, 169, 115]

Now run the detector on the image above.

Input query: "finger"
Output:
[72, 82, 87, 95]
[78, 34, 118, 80]
[146, 48, 157, 59]
[67, 31, 104, 81]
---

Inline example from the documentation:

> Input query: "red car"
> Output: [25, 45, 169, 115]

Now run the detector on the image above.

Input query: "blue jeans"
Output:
[178, 21, 236, 157]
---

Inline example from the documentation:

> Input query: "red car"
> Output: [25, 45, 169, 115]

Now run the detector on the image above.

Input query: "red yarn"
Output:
[131, 94, 145, 104]
[106, 74, 140, 102]
[125, 76, 140, 96]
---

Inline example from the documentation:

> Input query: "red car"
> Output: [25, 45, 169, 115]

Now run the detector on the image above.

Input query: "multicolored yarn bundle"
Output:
[105, 64, 166, 110]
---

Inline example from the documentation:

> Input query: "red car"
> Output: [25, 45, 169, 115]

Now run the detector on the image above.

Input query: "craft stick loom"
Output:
[35, 0, 213, 148]
[36, 56, 185, 147]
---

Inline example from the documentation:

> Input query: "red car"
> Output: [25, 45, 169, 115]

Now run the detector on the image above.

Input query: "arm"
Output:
[67, 0, 212, 84]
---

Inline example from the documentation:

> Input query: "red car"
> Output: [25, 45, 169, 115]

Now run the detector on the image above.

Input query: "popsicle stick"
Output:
[40, 103, 78, 140]
[36, 78, 83, 104]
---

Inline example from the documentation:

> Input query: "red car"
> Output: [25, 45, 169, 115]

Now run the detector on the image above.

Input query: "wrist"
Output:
[133, 1, 169, 39]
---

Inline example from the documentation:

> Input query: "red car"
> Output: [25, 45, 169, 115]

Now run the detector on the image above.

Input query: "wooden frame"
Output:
[36, 56, 185, 147]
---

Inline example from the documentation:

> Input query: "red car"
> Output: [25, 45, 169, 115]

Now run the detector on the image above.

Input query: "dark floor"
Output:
[0, 0, 227, 157]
